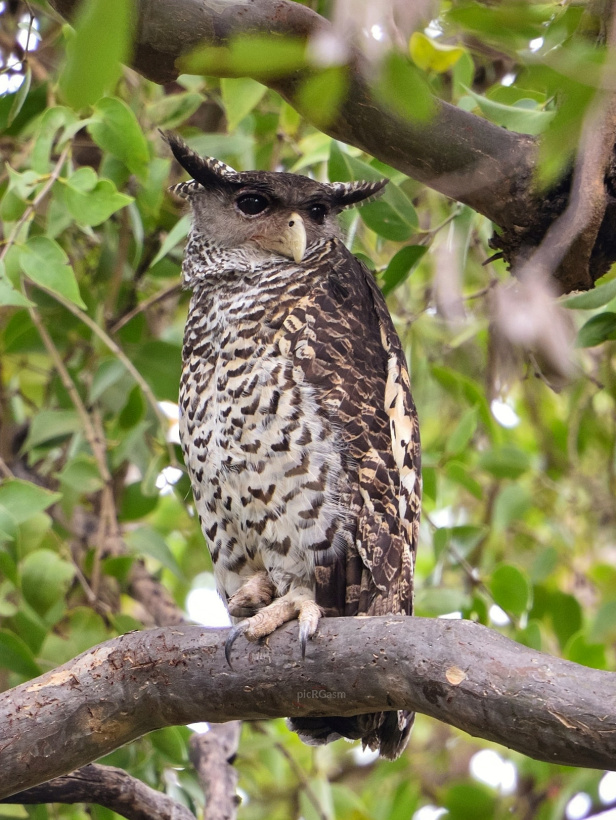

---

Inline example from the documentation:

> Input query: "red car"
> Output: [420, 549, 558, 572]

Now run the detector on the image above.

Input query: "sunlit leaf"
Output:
[21, 549, 75, 616]
[380, 244, 427, 297]
[7, 66, 32, 126]
[410, 32, 466, 73]
[562, 276, 616, 309]
[0, 630, 41, 678]
[489, 564, 531, 617]
[0, 480, 61, 527]
[462, 86, 554, 135]
[89, 97, 150, 179]
[221, 77, 267, 131]
[20, 236, 86, 309]
[374, 52, 436, 123]
[296, 67, 348, 128]
[181, 35, 307, 79]
[60, 0, 133, 109]
[125, 526, 183, 579]
[575, 312, 616, 347]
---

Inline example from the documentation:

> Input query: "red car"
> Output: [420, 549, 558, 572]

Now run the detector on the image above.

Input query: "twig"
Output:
[109, 283, 182, 334]
[0, 143, 70, 262]
[190, 723, 242, 820]
[272, 738, 329, 820]
[27, 285, 178, 469]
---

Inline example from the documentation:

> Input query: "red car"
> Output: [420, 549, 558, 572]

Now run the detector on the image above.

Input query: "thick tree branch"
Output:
[1, 617, 615, 799]
[46, 0, 616, 291]
[47, 0, 535, 230]
[0, 764, 196, 820]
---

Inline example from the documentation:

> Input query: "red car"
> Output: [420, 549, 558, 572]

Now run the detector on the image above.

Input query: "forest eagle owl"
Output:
[166, 132, 421, 760]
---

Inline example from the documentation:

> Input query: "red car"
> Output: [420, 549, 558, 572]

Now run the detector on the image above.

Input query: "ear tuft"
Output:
[326, 179, 388, 210]
[162, 130, 241, 191]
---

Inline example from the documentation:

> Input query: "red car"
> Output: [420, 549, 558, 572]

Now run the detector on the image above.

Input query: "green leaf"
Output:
[125, 526, 183, 579]
[119, 482, 159, 521]
[89, 97, 150, 179]
[462, 86, 554, 136]
[32, 107, 78, 174]
[0, 261, 32, 307]
[60, 0, 133, 109]
[374, 52, 436, 123]
[62, 172, 133, 226]
[0, 629, 41, 678]
[296, 67, 348, 128]
[151, 727, 188, 763]
[360, 183, 418, 241]
[328, 141, 384, 184]
[492, 484, 531, 530]
[444, 782, 496, 820]
[21, 549, 75, 616]
[410, 32, 466, 73]
[24, 410, 82, 450]
[380, 245, 427, 297]
[181, 35, 307, 80]
[565, 632, 607, 670]
[444, 461, 483, 499]
[489, 564, 531, 617]
[446, 406, 478, 455]
[589, 600, 616, 643]
[562, 276, 616, 309]
[146, 91, 205, 129]
[132, 340, 182, 401]
[20, 236, 86, 309]
[57, 456, 105, 494]
[550, 591, 583, 648]
[7, 66, 32, 126]
[575, 312, 616, 347]
[148, 214, 190, 269]
[0, 480, 61, 527]
[221, 77, 267, 131]
[478, 445, 530, 479]
[415, 588, 470, 616]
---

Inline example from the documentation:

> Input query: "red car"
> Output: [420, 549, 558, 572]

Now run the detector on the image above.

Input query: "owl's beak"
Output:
[255, 212, 306, 263]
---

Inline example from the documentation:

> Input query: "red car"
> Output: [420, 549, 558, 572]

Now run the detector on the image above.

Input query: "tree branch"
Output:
[1, 617, 615, 799]
[0, 763, 196, 820]
[45, 0, 616, 291]
[190, 723, 242, 820]
[46, 0, 536, 230]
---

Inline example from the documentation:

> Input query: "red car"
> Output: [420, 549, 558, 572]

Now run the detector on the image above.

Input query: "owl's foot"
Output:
[225, 590, 321, 667]
[227, 572, 275, 618]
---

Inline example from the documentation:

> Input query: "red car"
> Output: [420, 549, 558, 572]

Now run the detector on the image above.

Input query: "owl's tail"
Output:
[288, 710, 413, 760]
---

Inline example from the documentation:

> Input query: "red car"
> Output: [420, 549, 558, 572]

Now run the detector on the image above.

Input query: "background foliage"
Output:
[1, 0, 616, 818]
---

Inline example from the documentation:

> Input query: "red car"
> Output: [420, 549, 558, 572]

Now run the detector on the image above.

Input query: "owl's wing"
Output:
[276, 239, 421, 618]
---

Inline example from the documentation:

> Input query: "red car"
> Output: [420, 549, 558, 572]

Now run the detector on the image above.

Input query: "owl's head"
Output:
[165, 132, 387, 264]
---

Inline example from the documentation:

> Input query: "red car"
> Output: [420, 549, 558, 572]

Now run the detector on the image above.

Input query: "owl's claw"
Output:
[224, 593, 322, 667]
[298, 600, 321, 659]
[225, 620, 249, 669]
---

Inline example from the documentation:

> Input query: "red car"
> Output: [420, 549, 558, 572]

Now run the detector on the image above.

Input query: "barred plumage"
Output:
[167, 133, 421, 760]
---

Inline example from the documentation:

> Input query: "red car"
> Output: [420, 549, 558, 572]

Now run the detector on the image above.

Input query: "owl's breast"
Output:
[179, 300, 354, 601]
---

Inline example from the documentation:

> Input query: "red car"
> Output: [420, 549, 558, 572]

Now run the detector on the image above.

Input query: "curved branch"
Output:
[1, 617, 615, 799]
[47, 0, 537, 231]
[0, 763, 196, 820]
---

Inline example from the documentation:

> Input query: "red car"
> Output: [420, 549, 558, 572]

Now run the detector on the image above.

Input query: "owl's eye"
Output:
[308, 204, 328, 225]
[236, 194, 269, 216]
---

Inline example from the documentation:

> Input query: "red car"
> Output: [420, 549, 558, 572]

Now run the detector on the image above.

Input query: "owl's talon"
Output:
[225, 621, 249, 669]
[298, 600, 321, 659]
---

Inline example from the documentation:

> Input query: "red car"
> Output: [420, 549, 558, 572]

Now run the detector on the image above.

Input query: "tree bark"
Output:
[46, 0, 616, 292]
[1, 617, 616, 800]
[0, 764, 196, 820]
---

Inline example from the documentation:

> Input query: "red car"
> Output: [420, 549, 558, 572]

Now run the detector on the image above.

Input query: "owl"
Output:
[166, 133, 421, 760]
